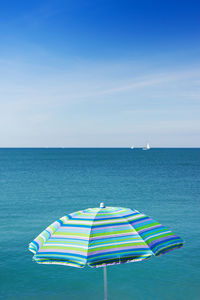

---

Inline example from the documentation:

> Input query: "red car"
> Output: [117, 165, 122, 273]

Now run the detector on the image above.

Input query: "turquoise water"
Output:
[1, 148, 200, 300]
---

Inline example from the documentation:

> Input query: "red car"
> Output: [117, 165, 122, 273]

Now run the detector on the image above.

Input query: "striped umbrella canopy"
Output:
[29, 203, 183, 299]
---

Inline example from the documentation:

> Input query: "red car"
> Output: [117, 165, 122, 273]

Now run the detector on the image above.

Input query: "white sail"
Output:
[143, 143, 150, 150]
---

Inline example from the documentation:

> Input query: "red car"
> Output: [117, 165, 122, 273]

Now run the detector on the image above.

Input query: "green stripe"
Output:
[145, 232, 174, 244]
[40, 245, 87, 252]
[88, 242, 147, 252]
[141, 228, 166, 238]
[135, 222, 160, 231]
[90, 236, 142, 246]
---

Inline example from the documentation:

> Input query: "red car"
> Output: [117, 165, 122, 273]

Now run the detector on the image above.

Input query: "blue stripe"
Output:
[130, 217, 151, 226]
[61, 222, 133, 229]
[88, 248, 152, 259]
[57, 219, 64, 226]
[140, 226, 165, 238]
[49, 237, 88, 242]
[150, 237, 183, 251]
[131, 217, 154, 226]
[69, 212, 137, 222]
[31, 240, 39, 251]
[155, 243, 183, 256]
[89, 235, 142, 245]
[35, 252, 87, 259]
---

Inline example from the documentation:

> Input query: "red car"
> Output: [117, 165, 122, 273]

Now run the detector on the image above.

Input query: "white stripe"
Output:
[144, 231, 171, 241]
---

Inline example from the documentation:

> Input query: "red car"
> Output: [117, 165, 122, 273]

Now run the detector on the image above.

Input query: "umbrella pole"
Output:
[103, 266, 108, 300]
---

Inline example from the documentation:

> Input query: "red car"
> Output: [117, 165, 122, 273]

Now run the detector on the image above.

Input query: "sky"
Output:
[0, 0, 200, 147]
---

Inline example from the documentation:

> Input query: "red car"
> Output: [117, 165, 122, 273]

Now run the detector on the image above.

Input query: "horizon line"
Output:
[0, 147, 199, 149]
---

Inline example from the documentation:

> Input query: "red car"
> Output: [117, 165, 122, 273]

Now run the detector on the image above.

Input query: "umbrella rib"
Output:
[121, 213, 154, 256]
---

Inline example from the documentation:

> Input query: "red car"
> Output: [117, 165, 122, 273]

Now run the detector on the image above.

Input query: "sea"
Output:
[0, 148, 199, 300]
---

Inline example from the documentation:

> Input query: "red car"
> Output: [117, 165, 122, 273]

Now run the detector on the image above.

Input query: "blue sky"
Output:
[0, 0, 199, 147]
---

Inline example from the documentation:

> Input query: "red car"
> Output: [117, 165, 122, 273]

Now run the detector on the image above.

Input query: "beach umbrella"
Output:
[29, 203, 183, 300]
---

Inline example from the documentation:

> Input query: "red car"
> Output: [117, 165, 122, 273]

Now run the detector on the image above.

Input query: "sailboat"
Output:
[130, 145, 135, 149]
[143, 143, 150, 150]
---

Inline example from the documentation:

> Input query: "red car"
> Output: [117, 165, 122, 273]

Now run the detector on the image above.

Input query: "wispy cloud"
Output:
[1, 55, 199, 103]
[91, 70, 200, 96]
[0, 56, 199, 147]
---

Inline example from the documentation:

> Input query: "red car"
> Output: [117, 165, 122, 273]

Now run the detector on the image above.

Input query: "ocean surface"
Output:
[0, 148, 200, 300]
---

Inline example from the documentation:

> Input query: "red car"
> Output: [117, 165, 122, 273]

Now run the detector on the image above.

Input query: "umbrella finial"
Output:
[100, 202, 105, 208]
